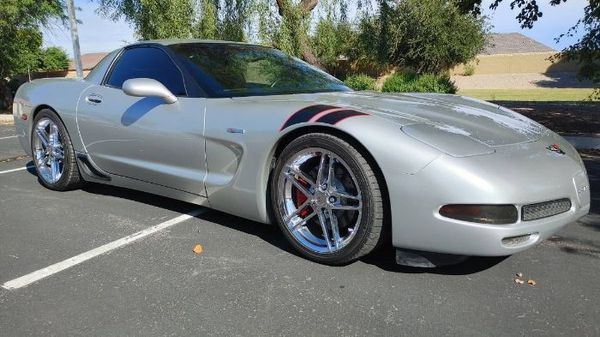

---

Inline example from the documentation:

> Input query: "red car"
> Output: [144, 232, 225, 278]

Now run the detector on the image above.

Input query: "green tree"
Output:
[97, 0, 195, 39]
[193, 0, 219, 39]
[40, 47, 70, 71]
[0, 0, 64, 78]
[221, 0, 250, 41]
[97, 0, 249, 41]
[359, 0, 487, 74]
[8, 28, 44, 76]
[0, 0, 65, 111]
[311, 18, 356, 71]
[274, 0, 323, 67]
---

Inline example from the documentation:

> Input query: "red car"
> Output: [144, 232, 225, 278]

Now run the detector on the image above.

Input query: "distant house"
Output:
[67, 52, 108, 78]
[481, 33, 555, 55]
[454, 33, 579, 75]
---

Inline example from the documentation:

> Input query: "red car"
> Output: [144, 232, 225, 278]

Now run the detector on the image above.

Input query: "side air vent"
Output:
[76, 152, 111, 181]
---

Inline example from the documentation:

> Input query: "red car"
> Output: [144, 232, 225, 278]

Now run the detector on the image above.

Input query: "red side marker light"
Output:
[21, 114, 28, 121]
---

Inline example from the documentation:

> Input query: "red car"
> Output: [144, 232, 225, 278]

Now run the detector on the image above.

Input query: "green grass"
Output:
[458, 88, 596, 102]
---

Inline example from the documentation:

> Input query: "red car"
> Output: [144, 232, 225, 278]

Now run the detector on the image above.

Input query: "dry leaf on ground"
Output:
[193, 244, 204, 254]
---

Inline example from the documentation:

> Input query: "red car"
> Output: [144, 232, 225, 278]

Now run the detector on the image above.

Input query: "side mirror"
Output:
[122, 78, 177, 104]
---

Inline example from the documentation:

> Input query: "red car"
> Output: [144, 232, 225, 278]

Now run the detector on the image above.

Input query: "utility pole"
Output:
[66, 0, 83, 78]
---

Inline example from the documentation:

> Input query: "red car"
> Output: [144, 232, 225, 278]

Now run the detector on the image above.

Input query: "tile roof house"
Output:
[67, 52, 108, 77]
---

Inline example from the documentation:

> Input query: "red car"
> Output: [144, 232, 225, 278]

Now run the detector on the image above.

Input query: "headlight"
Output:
[439, 204, 518, 224]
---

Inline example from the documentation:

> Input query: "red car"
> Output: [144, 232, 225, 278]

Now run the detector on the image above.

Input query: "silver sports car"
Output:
[13, 40, 590, 266]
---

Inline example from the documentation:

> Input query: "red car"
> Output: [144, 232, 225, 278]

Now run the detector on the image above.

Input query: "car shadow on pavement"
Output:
[184, 209, 509, 275]
[192, 211, 298, 255]
[79, 182, 201, 215]
[361, 246, 508, 275]
[22, 168, 510, 275]
[76, 182, 300, 256]
[25, 160, 35, 174]
[26, 163, 598, 275]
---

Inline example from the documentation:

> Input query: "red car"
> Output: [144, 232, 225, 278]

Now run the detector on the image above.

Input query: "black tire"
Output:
[271, 133, 385, 265]
[31, 109, 82, 191]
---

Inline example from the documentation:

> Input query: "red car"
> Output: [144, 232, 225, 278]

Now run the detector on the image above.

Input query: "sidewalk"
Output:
[0, 114, 13, 125]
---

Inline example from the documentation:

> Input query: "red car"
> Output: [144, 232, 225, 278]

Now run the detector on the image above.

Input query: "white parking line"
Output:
[0, 135, 18, 140]
[0, 165, 34, 175]
[2, 208, 206, 290]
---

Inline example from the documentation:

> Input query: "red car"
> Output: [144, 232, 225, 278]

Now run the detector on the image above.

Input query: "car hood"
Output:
[313, 91, 544, 147]
[238, 91, 544, 147]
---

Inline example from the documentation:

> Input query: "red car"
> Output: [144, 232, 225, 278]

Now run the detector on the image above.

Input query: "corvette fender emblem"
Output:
[546, 143, 565, 155]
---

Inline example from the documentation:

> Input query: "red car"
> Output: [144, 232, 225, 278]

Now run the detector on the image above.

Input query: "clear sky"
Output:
[43, 0, 588, 57]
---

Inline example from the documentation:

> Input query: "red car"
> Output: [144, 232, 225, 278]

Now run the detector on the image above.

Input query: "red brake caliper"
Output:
[294, 178, 312, 217]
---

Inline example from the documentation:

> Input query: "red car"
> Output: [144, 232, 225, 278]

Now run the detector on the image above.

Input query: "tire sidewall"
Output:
[271, 133, 378, 264]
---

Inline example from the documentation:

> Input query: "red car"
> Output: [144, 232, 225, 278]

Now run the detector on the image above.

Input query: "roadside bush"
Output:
[39, 47, 69, 71]
[344, 74, 376, 91]
[463, 63, 476, 76]
[382, 73, 457, 94]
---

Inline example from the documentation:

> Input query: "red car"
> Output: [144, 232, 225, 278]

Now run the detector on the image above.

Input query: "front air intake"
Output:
[522, 199, 571, 221]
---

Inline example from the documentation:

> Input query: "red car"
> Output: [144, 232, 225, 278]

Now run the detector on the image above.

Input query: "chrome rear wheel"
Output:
[31, 109, 82, 191]
[33, 117, 64, 184]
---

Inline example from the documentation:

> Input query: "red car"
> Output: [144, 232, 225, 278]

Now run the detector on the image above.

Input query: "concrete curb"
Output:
[0, 114, 13, 125]
[1, 113, 598, 150]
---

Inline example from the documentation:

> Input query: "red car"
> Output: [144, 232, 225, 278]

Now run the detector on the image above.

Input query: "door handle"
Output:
[86, 94, 103, 105]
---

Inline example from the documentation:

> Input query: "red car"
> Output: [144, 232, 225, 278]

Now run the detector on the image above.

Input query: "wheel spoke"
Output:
[316, 153, 327, 187]
[50, 159, 60, 181]
[54, 148, 64, 160]
[35, 128, 49, 149]
[331, 204, 362, 211]
[50, 123, 59, 140]
[317, 209, 333, 252]
[289, 211, 316, 232]
[284, 199, 311, 222]
[285, 171, 313, 198]
[331, 189, 361, 201]
[288, 165, 316, 189]
[327, 208, 341, 249]
[326, 155, 335, 187]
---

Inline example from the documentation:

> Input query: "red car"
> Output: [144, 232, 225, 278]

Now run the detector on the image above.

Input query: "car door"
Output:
[76, 46, 207, 196]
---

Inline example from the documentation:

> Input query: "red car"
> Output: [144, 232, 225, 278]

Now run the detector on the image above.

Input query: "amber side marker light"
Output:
[439, 204, 518, 224]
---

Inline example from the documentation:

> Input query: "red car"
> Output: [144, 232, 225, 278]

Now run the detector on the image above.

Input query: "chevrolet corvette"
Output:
[12, 40, 590, 266]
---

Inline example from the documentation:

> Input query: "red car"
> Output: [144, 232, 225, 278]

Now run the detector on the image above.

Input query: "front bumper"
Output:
[387, 135, 591, 256]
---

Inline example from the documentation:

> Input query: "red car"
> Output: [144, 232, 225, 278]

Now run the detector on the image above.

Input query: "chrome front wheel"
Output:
[278, 148, 363, 254]
[272, 133, 384, 265]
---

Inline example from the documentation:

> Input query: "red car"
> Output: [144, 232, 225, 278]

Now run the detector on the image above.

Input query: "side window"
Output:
[105, 47, 186, 96]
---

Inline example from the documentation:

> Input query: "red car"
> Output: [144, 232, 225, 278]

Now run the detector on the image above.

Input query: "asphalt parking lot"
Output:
[0, 123, 598, 336]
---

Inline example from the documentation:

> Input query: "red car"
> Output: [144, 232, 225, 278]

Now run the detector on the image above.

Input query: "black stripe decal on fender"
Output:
[279, 105, 338, 131]
[314, 110, 368, 125]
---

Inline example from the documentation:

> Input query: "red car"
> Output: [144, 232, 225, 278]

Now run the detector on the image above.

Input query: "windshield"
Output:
[168, 43, 350, 97]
